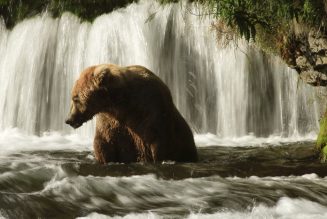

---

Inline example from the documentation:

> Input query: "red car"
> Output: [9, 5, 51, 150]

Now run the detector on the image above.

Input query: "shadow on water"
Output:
[41, 142, 327, 179]
[68, 143, 327, 179]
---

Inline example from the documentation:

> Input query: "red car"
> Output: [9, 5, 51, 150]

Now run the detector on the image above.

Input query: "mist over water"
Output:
[0, 1, 323, 139]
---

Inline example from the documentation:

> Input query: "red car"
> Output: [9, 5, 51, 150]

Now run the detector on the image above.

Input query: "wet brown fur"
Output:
[66, 64, 198, 163]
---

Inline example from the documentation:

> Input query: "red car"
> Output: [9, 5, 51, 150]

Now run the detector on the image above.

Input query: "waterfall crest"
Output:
[0, 1, 323, 138]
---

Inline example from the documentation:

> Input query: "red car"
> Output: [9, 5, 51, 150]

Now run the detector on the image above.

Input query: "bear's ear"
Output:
[93, 68, 109, 86]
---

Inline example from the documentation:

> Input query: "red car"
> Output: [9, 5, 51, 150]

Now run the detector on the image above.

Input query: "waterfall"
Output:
[0, 1, 323, 138]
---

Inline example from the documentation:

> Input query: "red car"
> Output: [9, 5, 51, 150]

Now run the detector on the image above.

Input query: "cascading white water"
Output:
[0, 1, 324, 139]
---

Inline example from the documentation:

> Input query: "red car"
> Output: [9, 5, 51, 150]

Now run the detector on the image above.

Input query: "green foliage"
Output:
[0, 0, 138, 28]
[195, 0, 326, 42]
[317, 110, 327, 162]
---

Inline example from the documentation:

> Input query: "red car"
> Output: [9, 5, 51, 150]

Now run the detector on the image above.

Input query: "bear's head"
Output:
[65, 65, 112, 129]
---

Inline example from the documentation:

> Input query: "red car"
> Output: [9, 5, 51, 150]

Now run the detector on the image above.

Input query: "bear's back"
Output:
[120, 65, 174, 107]
[99, 64, 198, 162]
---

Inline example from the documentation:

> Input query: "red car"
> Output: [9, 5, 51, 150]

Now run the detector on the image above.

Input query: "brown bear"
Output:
[65, 64, 198, 163]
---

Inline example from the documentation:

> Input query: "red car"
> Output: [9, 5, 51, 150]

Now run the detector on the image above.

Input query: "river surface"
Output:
[1, 130, 327, 219]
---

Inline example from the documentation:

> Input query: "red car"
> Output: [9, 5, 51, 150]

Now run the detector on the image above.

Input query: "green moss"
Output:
[317, 110, 327, 162]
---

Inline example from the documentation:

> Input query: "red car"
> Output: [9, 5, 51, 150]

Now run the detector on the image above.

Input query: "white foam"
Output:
[76, 212, 159, 219]
[228, 173, 324, 181]
[77, 197, 327, 219]
[37, 173, 327, 216]
[194, 132, 317, 147]
[0, 128, 92, 155]
[0, 128, 319, 155]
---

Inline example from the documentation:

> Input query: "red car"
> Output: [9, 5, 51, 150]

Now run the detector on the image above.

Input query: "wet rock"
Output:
[316, 55, 327, 66]
[309, 31, 327, 53]
[296, 56, 311, 70]
[283, 29, 327, 86]
[299, 70, 327, 86]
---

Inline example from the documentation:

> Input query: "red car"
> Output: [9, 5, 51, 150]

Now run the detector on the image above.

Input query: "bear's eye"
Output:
[73, 96, 80, 103]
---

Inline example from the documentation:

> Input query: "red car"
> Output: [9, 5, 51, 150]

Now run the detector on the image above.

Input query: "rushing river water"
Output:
[0, 130, 327, 218]
[0, 0, 327, 218]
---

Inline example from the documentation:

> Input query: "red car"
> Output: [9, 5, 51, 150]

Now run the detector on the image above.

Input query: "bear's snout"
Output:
[65, 118, 73, 125]
[65, 117, 82, 129]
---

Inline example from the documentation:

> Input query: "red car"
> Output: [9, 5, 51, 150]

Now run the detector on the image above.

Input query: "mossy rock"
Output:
[317, 110, 327, 162]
